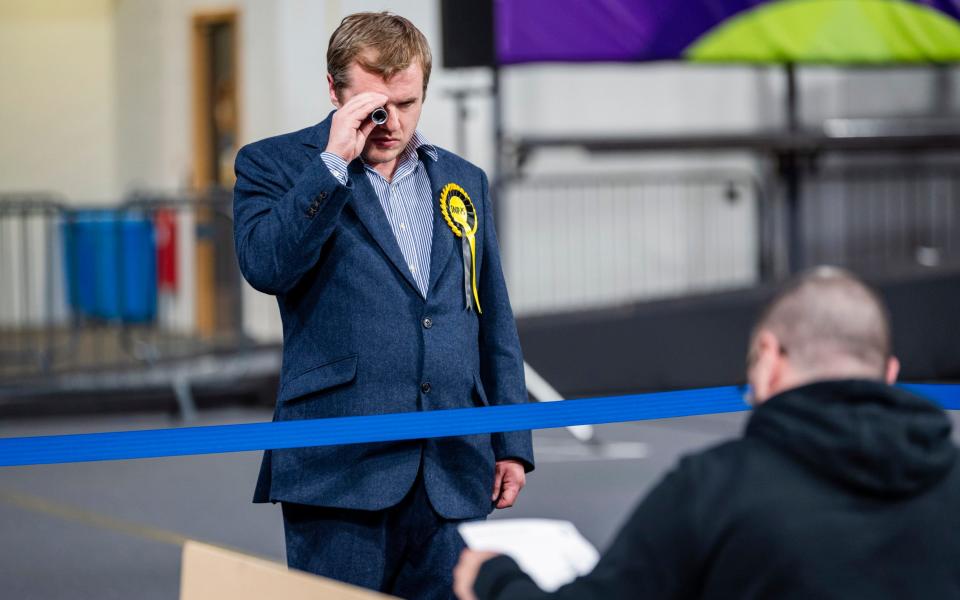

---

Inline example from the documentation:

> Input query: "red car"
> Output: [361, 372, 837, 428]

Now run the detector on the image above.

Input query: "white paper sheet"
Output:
[458, 519, 600, 592]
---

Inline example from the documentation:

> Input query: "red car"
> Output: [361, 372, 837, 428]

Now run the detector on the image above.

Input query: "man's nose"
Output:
[385, 106, 401, 130]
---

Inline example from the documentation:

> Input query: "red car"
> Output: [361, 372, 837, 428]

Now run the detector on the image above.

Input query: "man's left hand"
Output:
[492, 459, 526, 509]
[453, 549, 500, 600]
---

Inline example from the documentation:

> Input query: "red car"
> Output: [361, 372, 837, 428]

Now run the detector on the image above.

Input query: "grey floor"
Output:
[2, 407, 957, 599]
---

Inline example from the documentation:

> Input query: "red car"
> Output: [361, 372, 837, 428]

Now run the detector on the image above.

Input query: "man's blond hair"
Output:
[327, 12, 432, 100]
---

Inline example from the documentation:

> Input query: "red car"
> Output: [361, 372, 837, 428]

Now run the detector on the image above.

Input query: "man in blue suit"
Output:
[233, 12, 534, 599]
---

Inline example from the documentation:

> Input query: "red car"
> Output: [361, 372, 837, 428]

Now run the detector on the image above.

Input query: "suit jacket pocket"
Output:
[472, 373, 490, 407]
[279, 354, 358, 404]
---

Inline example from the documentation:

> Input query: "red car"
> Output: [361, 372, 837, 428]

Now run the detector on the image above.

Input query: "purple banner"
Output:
[494, 0, 960, 64]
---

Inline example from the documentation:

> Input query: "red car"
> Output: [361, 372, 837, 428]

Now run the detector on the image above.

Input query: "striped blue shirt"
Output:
[321, 131, 438, 297]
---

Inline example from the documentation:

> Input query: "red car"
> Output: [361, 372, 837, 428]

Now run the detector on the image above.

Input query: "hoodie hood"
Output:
[747, 379, 957, 498]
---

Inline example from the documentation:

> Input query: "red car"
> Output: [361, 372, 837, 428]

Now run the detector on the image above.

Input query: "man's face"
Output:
[334, 58, 425, 167]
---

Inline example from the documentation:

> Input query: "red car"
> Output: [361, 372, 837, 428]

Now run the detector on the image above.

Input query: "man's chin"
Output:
[362, 147, 403, 165]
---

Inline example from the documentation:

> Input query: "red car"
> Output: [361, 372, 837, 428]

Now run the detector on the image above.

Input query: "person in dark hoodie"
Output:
[453, 266, 960, 600]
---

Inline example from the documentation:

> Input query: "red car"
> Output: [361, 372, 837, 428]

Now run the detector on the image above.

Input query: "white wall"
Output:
[798, 67, 950, 124]
[0, 0, 119, 202]
[113, 0, 165, 192]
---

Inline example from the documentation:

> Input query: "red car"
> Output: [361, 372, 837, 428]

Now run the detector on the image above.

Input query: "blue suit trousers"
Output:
[282, 467, 471, 599]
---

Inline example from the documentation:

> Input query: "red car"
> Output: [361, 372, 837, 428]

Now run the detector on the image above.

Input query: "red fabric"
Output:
[155, 209, 178, 292]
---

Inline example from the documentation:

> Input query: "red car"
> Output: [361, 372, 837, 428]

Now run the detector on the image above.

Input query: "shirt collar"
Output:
[408, 130, 438, 162]
[361, 130, 437, 180]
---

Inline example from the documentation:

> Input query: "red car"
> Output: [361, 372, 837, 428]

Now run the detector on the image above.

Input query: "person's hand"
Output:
[492, 459, 526, 509]
[453, 549, 500, 600]
[325, 92, 388, 163]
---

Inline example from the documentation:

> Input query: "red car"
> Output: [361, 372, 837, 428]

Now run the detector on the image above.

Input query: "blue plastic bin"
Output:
[62, 210, 158, 322]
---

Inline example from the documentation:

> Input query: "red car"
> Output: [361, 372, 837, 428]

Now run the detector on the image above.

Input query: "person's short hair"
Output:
[327, 12, 432, 101]
[753, 267, 892, 377]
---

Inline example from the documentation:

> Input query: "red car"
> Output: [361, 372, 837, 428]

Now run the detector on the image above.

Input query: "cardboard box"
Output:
[180, 540, 397, 600]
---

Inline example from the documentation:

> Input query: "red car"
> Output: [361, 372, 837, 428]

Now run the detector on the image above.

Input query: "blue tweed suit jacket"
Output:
[233, 115, 535, 520]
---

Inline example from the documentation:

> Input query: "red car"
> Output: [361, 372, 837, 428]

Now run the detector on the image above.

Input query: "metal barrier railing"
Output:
[500, 172, 763, 316]
[798, 164, 960, 273]
[0, 190, 247, 381]
[500, 161, 960, 317]
[0, 194, 65, 377]
[4, 162, 959, 378]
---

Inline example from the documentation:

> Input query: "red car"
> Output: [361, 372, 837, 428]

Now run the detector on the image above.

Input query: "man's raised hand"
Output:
[325, 92, 388, 163]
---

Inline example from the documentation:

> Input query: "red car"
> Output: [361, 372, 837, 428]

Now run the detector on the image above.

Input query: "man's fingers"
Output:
[326, 92, 389, 161]
[496, 479, 520, 508]
[453, 550, 490, 600]
[340, 92, 389, 122]
[341, 90, 387, 108]
[351, 119, 377, 154]
[359, 118, 377, 138]
[491, 467, 504, 501]
[493, 463, 525, 509]
[452, 560, 471, 600]
[353, 91, 389, 106]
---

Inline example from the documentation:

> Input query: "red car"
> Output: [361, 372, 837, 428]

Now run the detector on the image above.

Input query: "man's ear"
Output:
[750, 330, 785, 405]
[327, 73, 340, 108]
[884, 356, 900, 385]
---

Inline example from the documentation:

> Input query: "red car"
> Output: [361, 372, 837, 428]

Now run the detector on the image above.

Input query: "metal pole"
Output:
[20, 207, 30, 370]
[933, 64, 952, 117]
[491, 65, 505, 236]
[784, 62, 803, 274]
[43, 205, 56, 373]
[786, 62, 799, 134]
[449, 90, 469, 157]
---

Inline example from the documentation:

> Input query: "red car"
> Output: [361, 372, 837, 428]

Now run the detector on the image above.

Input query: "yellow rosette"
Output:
[439, 183, 481, 313]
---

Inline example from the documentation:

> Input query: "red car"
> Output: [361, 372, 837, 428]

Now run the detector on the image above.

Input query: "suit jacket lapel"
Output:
[346, 160, 422, 295]
[423, 155, 458, 297]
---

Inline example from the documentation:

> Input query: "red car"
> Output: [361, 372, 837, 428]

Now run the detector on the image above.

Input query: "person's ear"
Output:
[884, 356, 900, 385]
[750, 330, 785, 405]
[327, 74, 340, 108]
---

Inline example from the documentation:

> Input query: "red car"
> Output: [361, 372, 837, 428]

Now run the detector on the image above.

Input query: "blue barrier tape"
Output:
[1, 383, 958, 467]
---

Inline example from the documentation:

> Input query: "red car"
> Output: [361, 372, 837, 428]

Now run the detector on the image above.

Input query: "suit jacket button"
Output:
[421, 382, 432, 393]
[422, 317, 433, 329]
